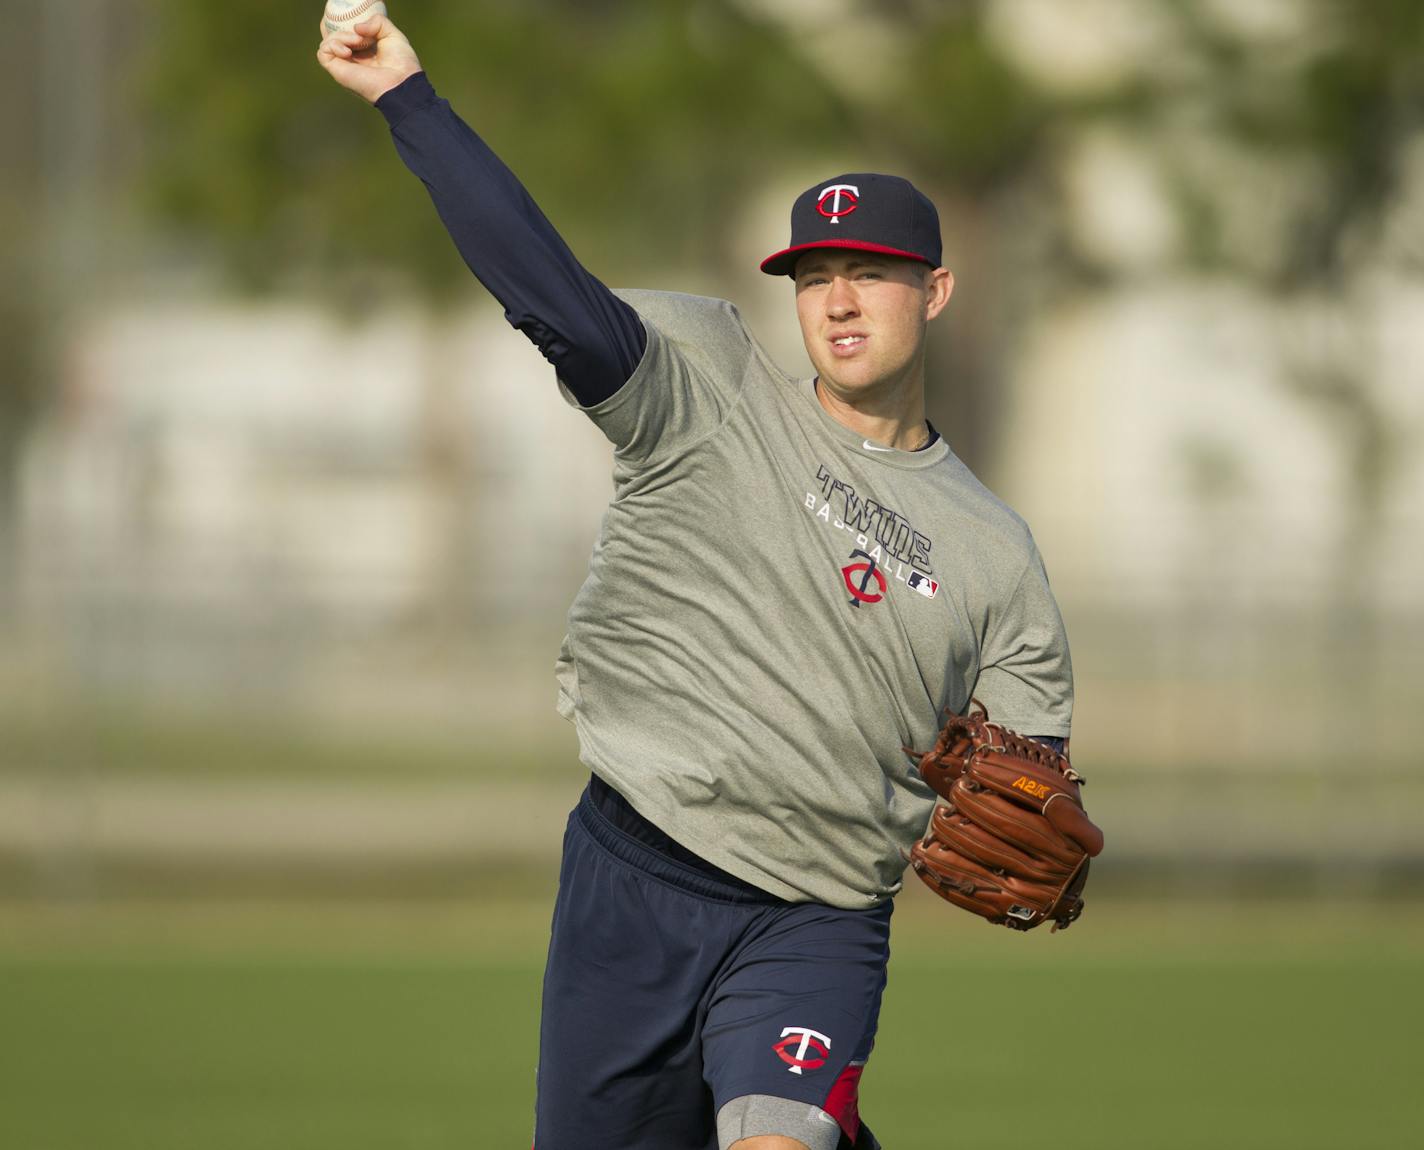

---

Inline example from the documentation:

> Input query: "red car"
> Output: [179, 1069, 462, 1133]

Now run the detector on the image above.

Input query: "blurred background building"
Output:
[3, 0, 1422, 900]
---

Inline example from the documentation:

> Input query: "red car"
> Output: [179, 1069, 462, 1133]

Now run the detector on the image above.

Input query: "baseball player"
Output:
[319, 15, 1073, 1150]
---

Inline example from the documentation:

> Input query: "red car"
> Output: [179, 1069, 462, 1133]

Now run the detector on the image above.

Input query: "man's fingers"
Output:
[352, 15, 388, 39]
[316, 10, 420, 103]
[317, 25, 377, 62]
[317, 37, 353, 62]
[315, 13, 387, 50]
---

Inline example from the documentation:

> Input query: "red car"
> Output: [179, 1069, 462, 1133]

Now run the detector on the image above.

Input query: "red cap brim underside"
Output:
[759, 239, 933, 278]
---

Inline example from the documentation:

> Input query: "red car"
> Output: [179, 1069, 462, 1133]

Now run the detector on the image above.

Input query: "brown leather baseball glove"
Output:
[906, 702, 1104, 931]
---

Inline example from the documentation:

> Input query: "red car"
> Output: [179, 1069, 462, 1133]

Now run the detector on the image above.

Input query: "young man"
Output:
[319, 15, 1072, 1150]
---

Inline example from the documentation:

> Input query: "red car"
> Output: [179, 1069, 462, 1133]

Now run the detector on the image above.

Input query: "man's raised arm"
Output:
[316, 13, 646, 406]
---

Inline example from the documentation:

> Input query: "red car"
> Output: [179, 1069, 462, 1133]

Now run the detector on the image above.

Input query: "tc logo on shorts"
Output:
[817, 184, 859, 224]
[774, 1026, 832, 1074]
[841, 549, 886, 607]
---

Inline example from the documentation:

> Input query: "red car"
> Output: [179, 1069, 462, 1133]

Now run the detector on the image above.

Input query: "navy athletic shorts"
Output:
[533, 780, 889, 1150]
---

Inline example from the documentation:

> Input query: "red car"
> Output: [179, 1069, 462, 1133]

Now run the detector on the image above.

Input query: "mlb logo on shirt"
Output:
[907, 571, 938, 599]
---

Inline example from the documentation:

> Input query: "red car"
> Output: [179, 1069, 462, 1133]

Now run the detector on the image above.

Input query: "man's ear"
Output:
[925, 267, 954, 321]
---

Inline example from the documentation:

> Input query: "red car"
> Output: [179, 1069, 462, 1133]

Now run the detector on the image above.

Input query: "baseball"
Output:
[322, 0, 388, 38]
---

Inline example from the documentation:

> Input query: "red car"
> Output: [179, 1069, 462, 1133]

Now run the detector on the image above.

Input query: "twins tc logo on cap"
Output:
[816, 184, 859, 224]
[759, 171, 944, 277]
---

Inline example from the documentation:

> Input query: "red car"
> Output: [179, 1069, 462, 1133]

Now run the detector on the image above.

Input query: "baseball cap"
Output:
[759, 172, 942, 277]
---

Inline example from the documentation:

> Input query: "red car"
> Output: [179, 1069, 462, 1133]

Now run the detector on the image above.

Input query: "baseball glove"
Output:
[906, 702, 1104, 931]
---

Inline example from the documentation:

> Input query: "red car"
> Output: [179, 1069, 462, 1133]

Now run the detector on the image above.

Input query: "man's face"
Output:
[793, 251, 952, 402]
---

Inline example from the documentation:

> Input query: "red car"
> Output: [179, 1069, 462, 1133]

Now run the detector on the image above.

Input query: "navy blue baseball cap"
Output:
[760, 172, 942, 277]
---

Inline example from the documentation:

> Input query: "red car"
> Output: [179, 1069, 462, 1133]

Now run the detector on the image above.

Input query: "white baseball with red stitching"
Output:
[322, 0, 387, 37]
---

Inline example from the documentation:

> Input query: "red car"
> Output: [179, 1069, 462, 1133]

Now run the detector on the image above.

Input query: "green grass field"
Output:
[2, 896, 1420, 1150]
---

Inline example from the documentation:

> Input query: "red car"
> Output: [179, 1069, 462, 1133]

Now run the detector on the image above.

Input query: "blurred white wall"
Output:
[12, 274, 1423, 766]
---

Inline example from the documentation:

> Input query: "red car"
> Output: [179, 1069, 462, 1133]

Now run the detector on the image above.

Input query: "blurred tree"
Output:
[132, 0, 1055, 471]
[1227, 0, 1421, 495]
[6, 0, 1416, 513]
[1176, 0, 1424, 672]
[2, 0, 127, 606]
[0, 0, 44, 596]
[136, 0, 853, 298]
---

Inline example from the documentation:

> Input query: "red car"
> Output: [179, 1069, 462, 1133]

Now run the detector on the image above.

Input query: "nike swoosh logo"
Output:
[862, 440, 894, 453]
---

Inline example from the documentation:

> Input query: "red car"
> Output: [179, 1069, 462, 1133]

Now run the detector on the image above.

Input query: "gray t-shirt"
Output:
[555, 289, 1072, 908]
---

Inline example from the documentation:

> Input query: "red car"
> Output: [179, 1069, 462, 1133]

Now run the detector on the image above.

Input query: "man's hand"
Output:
[316, 14, 422, 105]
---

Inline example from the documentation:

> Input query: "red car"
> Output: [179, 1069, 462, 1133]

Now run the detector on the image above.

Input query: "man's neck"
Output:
[813, 378, 931, 452]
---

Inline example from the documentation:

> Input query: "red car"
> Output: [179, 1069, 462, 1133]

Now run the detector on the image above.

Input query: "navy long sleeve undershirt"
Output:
[376, 72, 646, 407]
